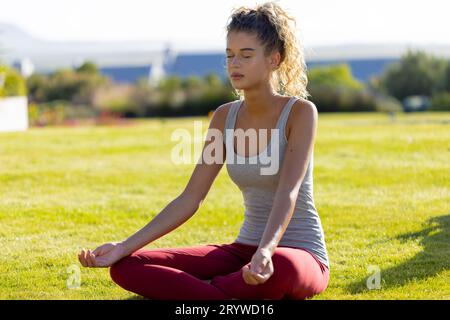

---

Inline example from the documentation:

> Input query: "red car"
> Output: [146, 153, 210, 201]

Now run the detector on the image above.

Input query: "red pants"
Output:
[109, 241, 329, 300]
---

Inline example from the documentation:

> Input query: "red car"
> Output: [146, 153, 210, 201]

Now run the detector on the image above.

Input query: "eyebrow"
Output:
[225, 48, 255, 52]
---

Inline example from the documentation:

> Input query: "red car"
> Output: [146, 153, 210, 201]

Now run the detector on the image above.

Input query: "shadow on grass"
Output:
[346, 214, 449, 294]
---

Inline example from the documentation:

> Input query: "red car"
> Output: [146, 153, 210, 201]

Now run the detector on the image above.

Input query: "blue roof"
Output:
[98, 53, 398, 84]
[100, 65, 151, 84]
[165, 53, 227, 79]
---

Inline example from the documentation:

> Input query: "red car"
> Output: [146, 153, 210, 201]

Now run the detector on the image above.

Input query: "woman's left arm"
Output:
[258, 100, 318, 254]
[243, 100, 318, 285]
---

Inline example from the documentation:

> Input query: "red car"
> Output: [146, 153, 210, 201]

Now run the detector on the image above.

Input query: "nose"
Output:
[230, 56, 240, 66]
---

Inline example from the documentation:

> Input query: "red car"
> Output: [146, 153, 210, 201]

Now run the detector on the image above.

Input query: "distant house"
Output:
[99, 45, 178, 84]
[165, 53, 227, 80]
[12, 58, 35, 78]
[98, 52, 398, 84]
[8, 48, 398, 84]
[98, 50, 229, 84]
[0, 96, 28, 132]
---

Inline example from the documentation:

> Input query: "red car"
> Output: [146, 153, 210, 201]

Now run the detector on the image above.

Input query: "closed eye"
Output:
[226, 56, 251, 59]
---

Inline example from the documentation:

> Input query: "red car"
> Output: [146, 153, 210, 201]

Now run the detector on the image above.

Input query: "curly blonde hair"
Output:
[225, 1, 310, 100]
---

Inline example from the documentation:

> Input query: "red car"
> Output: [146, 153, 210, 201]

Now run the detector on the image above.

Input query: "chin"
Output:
[232, 82, 250, 90]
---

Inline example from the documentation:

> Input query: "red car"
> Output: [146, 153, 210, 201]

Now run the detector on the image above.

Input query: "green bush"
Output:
[26, 63, 110, 105]
[28, 101, 99, 126]
[76, 61, 98, 74]
[373, 94, 403, 113]
[0, 65, 27, 97]
[308, 84, 376, 112]
[307, 64, 374, 112]
[308, 64, 364, 90]
[131, 74, 235, 117]
[429, 92, 450, 111]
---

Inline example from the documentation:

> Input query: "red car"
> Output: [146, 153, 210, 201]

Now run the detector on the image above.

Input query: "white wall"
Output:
[0, 96, 29, 132]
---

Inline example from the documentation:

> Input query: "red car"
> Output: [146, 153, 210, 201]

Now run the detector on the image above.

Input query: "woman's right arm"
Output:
[117, 192, 206, 257]
[78, 102, 231, 267]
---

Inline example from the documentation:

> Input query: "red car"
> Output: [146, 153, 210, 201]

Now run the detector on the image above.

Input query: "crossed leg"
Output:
[109, 243, 246, 300]
[109, 242, 329, 300]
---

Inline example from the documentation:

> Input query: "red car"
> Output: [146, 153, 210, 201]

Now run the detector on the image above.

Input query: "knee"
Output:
[109, 255, 136, 286]
[270, 253, 301, 292]
[272, 253, 298, 276]
[109, 259, 124, 285]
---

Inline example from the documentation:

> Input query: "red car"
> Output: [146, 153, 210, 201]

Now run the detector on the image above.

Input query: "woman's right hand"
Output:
[78, 242, 128, 268]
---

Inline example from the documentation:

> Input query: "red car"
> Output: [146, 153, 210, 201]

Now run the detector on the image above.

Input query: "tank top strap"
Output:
[276, 96, 299, 134]
[224, 99, 242, 144]
[225, 100, 242, 132]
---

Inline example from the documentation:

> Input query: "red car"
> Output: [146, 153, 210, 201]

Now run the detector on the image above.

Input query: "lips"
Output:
[231, 73, 244, 79]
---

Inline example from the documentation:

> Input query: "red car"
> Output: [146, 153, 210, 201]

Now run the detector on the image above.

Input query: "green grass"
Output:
[0, 112, 449, 299]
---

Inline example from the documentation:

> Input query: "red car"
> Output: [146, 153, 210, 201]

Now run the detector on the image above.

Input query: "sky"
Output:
[0, 0, 449, 51]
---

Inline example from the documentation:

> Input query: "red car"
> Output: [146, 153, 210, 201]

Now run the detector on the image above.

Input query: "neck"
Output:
[243, 88, 282, 119]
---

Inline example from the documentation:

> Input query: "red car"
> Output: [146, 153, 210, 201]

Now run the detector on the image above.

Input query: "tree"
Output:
[307, 64, 374, 112]
[444, 62, 450, 91]
[379, 49, 448, 100]
[0, 65, 27, 97]
[76, 61, 99, 74]
[308, 64, 363, 89]
[26, 63, 109, 105]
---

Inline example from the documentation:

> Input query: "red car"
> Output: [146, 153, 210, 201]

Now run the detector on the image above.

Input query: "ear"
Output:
[269, 51, 281, 70]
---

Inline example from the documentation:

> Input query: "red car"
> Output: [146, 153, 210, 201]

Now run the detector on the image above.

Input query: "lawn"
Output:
[0, 111, 449, 299]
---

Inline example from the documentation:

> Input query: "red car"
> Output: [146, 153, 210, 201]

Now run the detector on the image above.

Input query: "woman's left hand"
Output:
[242, 249, 274, 285]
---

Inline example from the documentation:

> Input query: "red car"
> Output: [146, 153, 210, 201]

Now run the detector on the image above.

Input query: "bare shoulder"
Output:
[291, 98, 318, 118]
[214, 101, 234, 118]
[286, 98, 318, 140]
[209, 101, 235, 132]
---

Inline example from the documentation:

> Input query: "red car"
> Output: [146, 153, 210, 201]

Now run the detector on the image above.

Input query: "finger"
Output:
[245, 274, 259, 285]
[88, 250, 97, 267]
[84, 250, 92, 267]
[242, 267, 259, 285]
[248, 264, 271, 284]
[91, 253, 97, 267]
[258, 265, 274, 282]
[90, 250, 98, 267]
[78, 250, 87, 267]
[252, 272, 268, 284]
[78, 252, 84, 267]
[87, 250, 96, 267]
[242, 271, 252, 285]
[83, 249, 91, 266]
[242, 266, 251, 283]
[92, 245, 103, 256]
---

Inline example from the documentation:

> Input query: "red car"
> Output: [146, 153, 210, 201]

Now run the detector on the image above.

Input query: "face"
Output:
[226, 31, 280, 91]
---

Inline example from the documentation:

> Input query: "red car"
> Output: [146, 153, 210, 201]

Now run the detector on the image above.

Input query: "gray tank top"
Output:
[224, 96, 330, 269]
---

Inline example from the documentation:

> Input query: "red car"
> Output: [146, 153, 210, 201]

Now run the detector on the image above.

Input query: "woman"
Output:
[78, 1, 330, 300]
